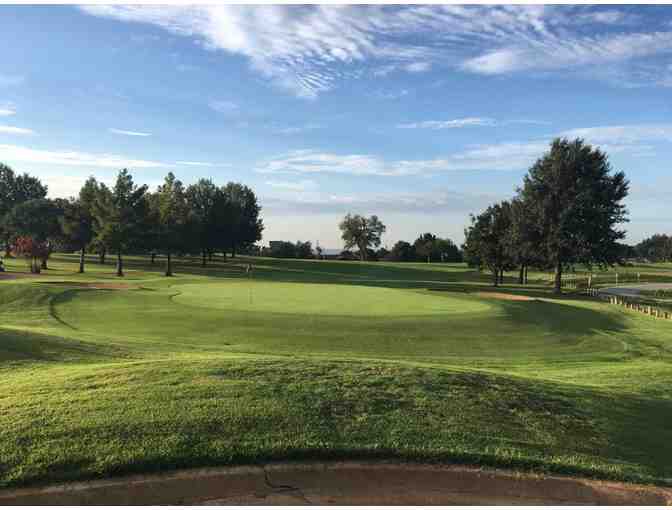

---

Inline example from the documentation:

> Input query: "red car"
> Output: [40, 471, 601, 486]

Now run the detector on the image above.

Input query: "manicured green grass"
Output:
[1, 253, 671, 489]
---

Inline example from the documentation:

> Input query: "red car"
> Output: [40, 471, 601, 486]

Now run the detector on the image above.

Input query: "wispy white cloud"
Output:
[0, 104, 16, 116]
[79, 5, 672, 96]
[558, 124, 672, 156]
[573, 10, 632, 25]
[0, 125, 34, 135]
[397, 118, 549, 129]
[258, 122, 671, 178]
[175, 160, 229, 167]
[560, 124, 672, 144]
[398, 117, 496, 129]
[258, 150, 390, 176]
[405, 61, 431, 73]
[0, 143, 165, 168]
[263, 188, 500, 215]
[373, 89, 409, 100]
[462, 31, 672, 75]
[109, 128, 152, 137]
[265, 179, 317, 191]
[257, 141, 548, 177]
[275, 123, 322, 135]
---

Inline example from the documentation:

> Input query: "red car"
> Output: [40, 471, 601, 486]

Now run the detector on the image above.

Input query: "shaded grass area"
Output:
[2, 359, 671, 488]
[1, 253, 672, 489]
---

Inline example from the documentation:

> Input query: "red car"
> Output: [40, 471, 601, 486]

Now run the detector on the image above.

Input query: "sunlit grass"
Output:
[1, 253, 671, 488]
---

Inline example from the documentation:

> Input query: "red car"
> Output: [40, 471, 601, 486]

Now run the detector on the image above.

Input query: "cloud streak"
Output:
[109, 128, 152, 137]
[0, 125, 34, 135]
[0, 143, 165, 168]
[397, 118, 496, 129]
[258, 123, 671, 177]
[0, 105, 16, 116]
[257, 142, 549, 177]
[79, 5, 672, 97]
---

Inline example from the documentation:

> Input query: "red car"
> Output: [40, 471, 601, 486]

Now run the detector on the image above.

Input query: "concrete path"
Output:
[0, 462, 670, 505]
[600, 283, 672, 298]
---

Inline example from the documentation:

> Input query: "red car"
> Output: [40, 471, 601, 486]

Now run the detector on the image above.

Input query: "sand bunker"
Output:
[476, 292, 536, 302]
[1, 462, 669, 505]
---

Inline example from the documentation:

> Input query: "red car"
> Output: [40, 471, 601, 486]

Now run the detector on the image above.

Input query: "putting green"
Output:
[172, 280, 492, 316]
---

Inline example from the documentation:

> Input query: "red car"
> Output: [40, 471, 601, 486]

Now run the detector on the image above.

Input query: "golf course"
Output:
[1, 253, 672, 495]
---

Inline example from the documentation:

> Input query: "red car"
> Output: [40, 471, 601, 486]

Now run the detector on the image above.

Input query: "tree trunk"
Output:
[498, 268, 504, 285]
[231, 244, 236, 258]
[79, 247, 85, 274]
[4, 234, 11, 258]
[208, 250, 213, 262]
[41, 257, 48, 270]
[151, 253, 156, 265]
[524, 265, 529, 285]
[518, 265, 525, 284]
[554, 261, 562, 294]
[99, 248, 106, 265]
[116, 250, 124, 277]
[493, 268, 499, 287]
[165, 253, 173, 277]
[202, 250, 207, 267]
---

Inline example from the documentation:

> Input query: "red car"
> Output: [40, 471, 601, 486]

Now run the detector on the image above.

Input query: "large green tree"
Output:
[519, 138, 629, 293]
[150, 173, 189, 277]
[0, 163, 48, 257]
[185, 179, 221, 266]
[92, 169, 148, 277]
[339, 214, 386, 261]
[221, 182, 263, 258]
[59, 179, 100, 273]
[463, 202, 515, 286]
[506, 197, 541, 285]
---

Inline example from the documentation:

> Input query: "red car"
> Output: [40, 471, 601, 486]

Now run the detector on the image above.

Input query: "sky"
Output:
[1, 4, 672, 249]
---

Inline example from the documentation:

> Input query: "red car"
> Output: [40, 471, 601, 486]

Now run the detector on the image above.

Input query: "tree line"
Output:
[0, 164, 263, 276]
[264, 232, 463, 263]
[633, 234, 672, 262]
[462, 138, 630, 293]
[336, 213, 462, 262]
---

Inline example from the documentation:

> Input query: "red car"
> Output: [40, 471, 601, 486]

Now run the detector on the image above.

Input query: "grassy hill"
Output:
[1, 253, 671, 488]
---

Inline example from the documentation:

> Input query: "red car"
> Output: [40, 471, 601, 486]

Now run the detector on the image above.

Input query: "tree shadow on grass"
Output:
[0, 328, 126, 365]
[494, 299, 628, 337]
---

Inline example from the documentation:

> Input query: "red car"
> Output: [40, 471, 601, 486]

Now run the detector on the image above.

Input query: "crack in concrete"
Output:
[262, 465, 313, 504]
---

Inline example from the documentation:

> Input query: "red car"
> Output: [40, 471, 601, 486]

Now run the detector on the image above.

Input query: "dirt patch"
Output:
[476, 291, 537, 302]
[39, 281, 136, 290]
[0, 462, 669, 505]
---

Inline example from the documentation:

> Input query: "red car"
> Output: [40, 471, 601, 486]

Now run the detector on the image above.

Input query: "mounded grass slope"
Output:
[1, 253, 671, 488]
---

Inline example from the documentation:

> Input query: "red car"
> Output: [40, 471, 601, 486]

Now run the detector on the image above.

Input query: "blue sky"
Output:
[1, 4, 672, 248]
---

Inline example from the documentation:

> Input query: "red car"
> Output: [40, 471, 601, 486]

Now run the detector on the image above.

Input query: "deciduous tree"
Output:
[0, 164, 47, 257]
[519, 138, 629, 293]
[339, 214, 386, 261]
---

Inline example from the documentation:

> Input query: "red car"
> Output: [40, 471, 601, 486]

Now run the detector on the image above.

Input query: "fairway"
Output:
[173, 280, 492, 316]
[1, 254, 672, 492]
